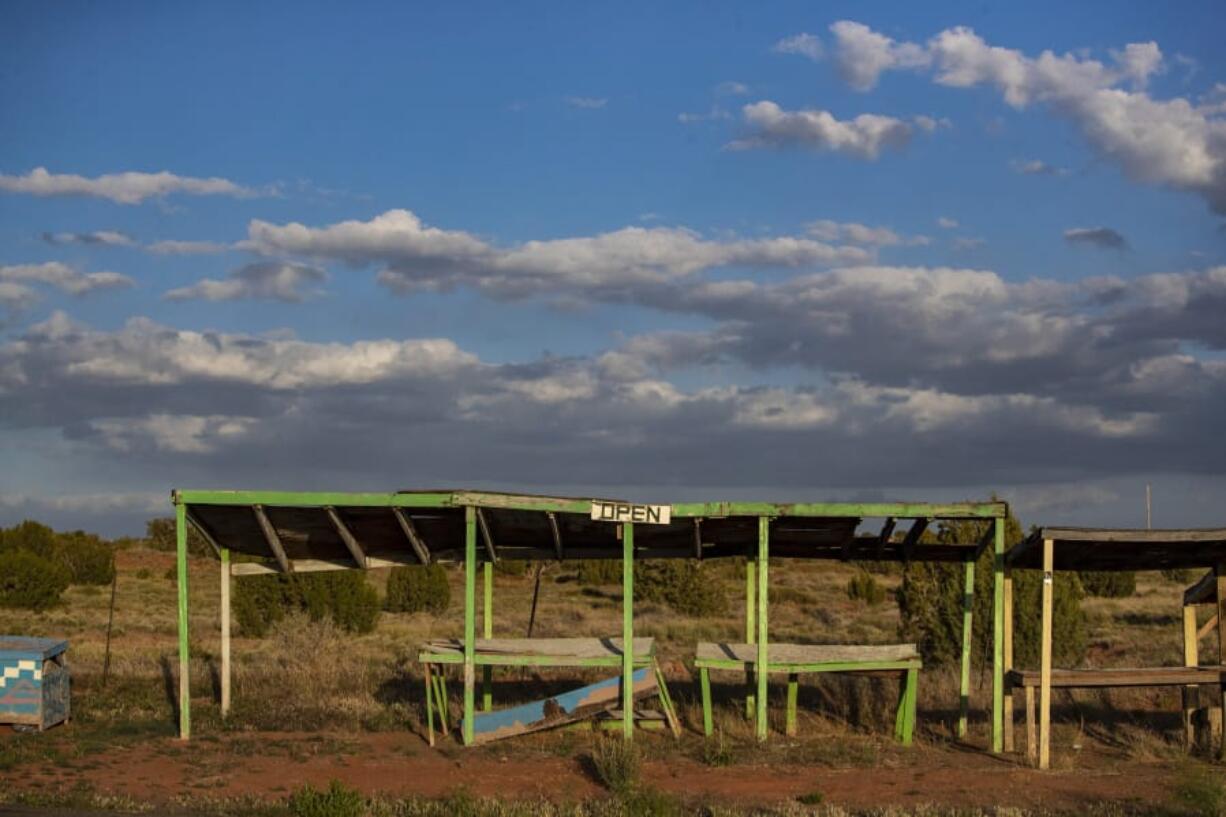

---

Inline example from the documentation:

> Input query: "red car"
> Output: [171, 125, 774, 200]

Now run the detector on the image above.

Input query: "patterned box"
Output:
[0, 636, 69, 731]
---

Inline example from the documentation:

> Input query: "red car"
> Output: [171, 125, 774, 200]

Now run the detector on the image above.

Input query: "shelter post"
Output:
[745, 557, 756, 719]
[1003, 566, 1014, 752]
[1182, 601, 1198, 748]
[756, 515, 769, 741]
[220, 546, 231, 717]
[463, 506, 476, 745]
[992, 515, 1005, 752]
[622, 521, 634, 739]
[175, 499, 190, 740]
[1039, 537, 1054, 769]
[483, 560, 493, 712]
[1217, 562, 1226, 759]
[958, 555, 974, 738]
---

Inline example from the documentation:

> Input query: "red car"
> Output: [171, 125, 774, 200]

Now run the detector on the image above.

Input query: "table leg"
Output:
[700, 667, 713, 737]
[901, 668, 918, 747]
[424, 662, 435, 747]
[785, 673, 799, 737]
[1025, 685, 1036, 764]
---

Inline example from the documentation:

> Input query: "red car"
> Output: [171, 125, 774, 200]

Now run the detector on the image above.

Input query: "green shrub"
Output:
[591, 738, 640, 797]
[234, 571, 380, 636]
[636, 560, 724, 617]
[385, 564, 451, 614]
[897, 508, 1087, 668]
[1162, 567, 1197, 584]
[578, 559, 622, 586]
[0, 550, 70, 611]
[846, 570, 886, 605]
[493, 560, 528, 577]
[135, 568, 152, 580]
[1078, 570, 1136, 598]
[53, 530, 115, 585]
[288, 780, 365, 817]
[143, 517, 211, 557]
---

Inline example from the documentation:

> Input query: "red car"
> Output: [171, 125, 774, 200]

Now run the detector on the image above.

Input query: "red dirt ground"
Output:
[0, 730, 1181, 812]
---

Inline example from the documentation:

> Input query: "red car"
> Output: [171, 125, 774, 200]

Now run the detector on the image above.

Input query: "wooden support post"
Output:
[700, 667, 713, 736]
[220, 547, 231, 717]
[176, 500, 190, 740]
[992, 516, 1005, 753]
[1039, 537, 1054, 769]
[1003, 568, 1014, 752]
[1183, 603, 1199, 750]
[326, 507, 367, 569]
[756, 515, 769, 742]
[483, 560, 493, 712]
[1025, 685, 1036, 763]
[958, 556, 974, 739]
[623, 521, 635, 740]
[745, 557, 756, 719]
[901, 667, 918, 747]
[786, 673, 799, 737]
[462, 506, 476, 746]
[392, 508, 431, 564]
[424, 662, 435, 747]
[253, 505, 292, 574]
[547, 512, 563, 560]
[1217, 562, 1226, 760]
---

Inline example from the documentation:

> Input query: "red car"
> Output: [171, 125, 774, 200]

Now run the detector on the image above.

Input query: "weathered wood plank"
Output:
[696, 641, 919, 664]
[252, 505, 291, 573]
[325, 507, 367, 569]
[392, 507, 431, 564]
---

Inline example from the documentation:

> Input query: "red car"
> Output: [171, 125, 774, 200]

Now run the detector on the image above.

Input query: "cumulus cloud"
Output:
[0, 262, 133, 296]
[807, 220, 929, 246]
[164, 262, 327, 302]
[826, 21, 1226, 214]
[42, 230, 135, 247]
[244, 208, 870, 299]
[772, 33, 824, 62]
[147, 240, 229, 255]
[0, 167, 259, 205]
[1064, 226, 1128, 249]
[90, 414, 258, 454]
[727, 101, 924, 158]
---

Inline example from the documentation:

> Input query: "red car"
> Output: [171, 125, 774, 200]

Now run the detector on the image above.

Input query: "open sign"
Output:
[590, 501, 672, 525]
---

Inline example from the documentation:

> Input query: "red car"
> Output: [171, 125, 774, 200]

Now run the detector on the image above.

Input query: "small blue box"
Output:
[0, 636, 70, 731]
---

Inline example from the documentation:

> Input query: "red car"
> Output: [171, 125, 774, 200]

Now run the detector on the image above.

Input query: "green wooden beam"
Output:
[463, 506, 476, 745]
[623, 521, 635, 739]
[175, 499, 190, 740]
[992, 515, 1005, 753]
[958, 556, 975, 738]
[483, 560, 493, 712]
[672, 501, 1006, 519]
[745, 557, 756, 719]
[694, 658, 921, 673]
[176, 489, 453, 507]
[756, 515, 769, 741]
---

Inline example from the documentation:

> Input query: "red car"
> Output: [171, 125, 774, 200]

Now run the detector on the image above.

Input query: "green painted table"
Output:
[418, 637, 680, 744]
[693, 641, 922, 743]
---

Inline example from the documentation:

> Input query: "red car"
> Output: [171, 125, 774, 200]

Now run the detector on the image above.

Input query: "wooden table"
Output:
[694, 641, 922, 743]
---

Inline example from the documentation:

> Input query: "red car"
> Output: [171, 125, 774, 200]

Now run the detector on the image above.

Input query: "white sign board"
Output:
[590, 500, 672, 525]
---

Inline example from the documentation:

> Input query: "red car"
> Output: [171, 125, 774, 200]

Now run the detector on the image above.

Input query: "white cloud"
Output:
[565, 96, 607, 109]
[90, 414, 258, 454]
[245, 208, 870, 298]
[1064, 226, 1128, 249]
[0, 262, 133, 295]
[716, 81, 751, 96]
[147, 240, 229, 255]
[727, 101, 919, 159]
[0, 167, 259, 205]
[1010, 158, 1068, 176]
[772, 33, 824, 62]
[937, 216, 959, 229]
[827, 22, 1226, 214]
[677, 106, 731, 124]
[42, 230, 135, 247]
[164, 262, 327, 302]
[807, 220, 929, 246]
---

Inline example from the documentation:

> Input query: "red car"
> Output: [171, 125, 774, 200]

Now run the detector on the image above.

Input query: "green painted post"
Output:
[745, 557, 756, 719]
[463, 506, 476, 745]
[756, 516, 769, 741]
[175, 500, 190, 740]
[700, 667, 713, 736]
[958, 556, 975, 738]
[903, 667, 918, 746]
[992, 515, 1005, 752]
[785, 674, 799, 737]
[483, 560, 493, 712]
[623, 522, 635, 739]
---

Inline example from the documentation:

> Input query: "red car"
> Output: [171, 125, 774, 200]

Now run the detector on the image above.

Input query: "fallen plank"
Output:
[464, 667, 656, 745]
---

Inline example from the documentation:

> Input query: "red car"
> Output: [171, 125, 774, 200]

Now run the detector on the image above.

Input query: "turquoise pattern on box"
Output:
[0, 636, 70, 729]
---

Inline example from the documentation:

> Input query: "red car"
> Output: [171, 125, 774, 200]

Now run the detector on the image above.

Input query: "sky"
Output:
[1, 1, 1225, 536]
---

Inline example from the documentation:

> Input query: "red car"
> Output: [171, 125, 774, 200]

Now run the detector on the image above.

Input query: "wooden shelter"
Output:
[170, 489, 1011, 750]
[1005, 527, 1226, 769]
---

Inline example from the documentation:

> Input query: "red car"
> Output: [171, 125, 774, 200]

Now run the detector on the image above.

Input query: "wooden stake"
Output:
[957, 556, 974, 739]
[102, 562, 117, 686]
[1003, 569, 1015, 752]
[756, 516, 769, 741]
[1183, 603, 1198, 749]
[220, 547, 231, 716]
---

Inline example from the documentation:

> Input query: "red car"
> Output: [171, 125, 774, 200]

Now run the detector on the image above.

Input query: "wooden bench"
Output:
[1006, 666, 1226, 759]
[693, 642, 921, 743]
[418, 637, 679, 744]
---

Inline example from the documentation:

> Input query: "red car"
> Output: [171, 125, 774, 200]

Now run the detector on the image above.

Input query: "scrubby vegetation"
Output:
[144, 516, 212, 556]
[386, 564, 451, 614]
[0, 519, 116, 609]
[0, 548, 71, 611]
[845, 571, 885, 606]
[234, 571, 381, 636]
[579, 558, 724, 617]
[1079, 571, 1137, 598]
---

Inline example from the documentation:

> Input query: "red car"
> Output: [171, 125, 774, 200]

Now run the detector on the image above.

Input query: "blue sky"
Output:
[2, 1, 1225, 535]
